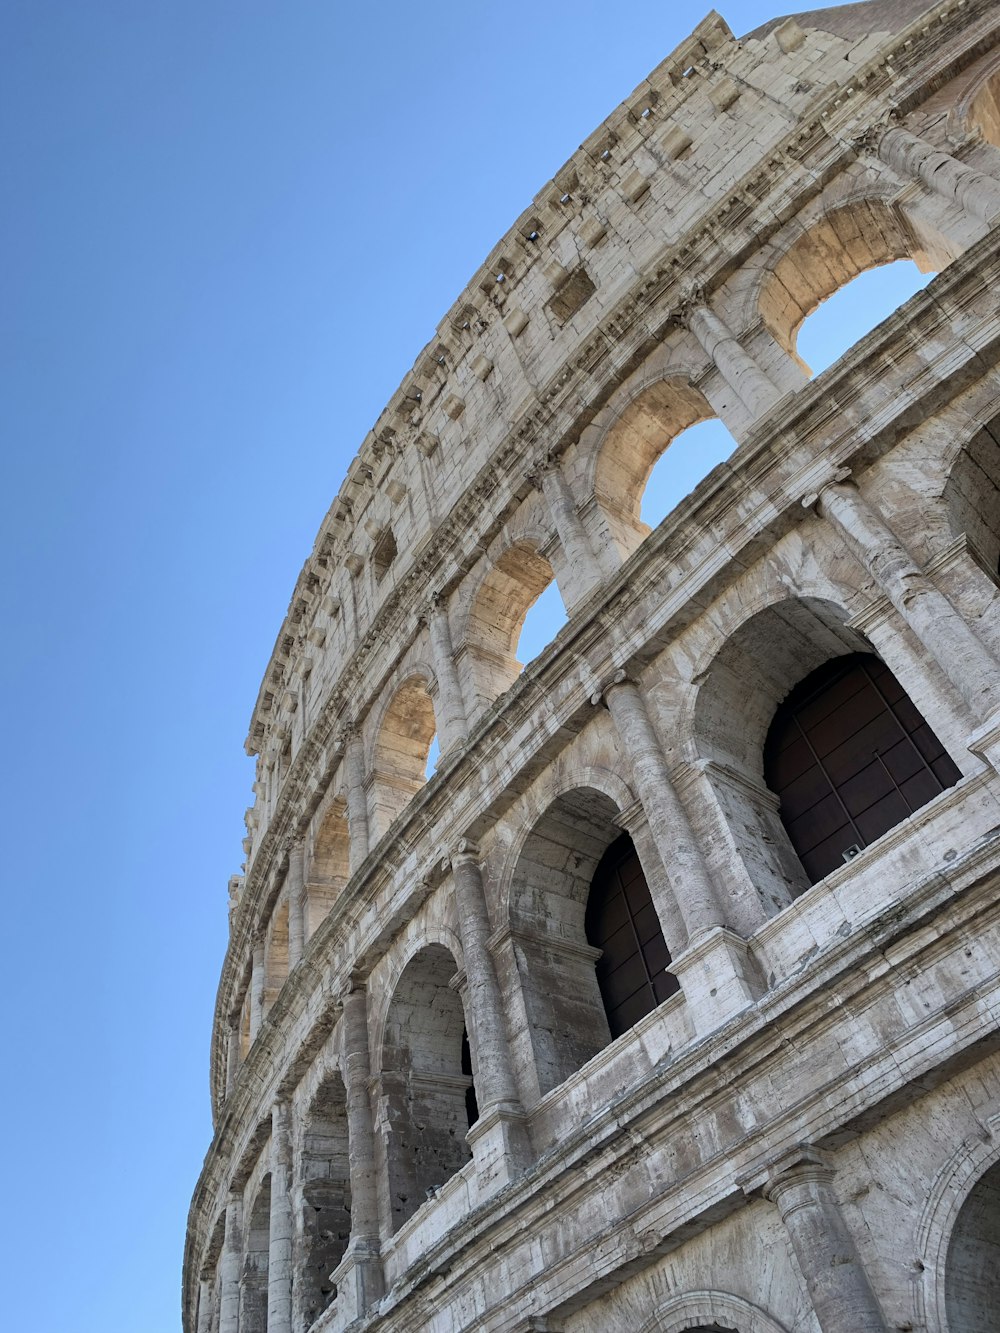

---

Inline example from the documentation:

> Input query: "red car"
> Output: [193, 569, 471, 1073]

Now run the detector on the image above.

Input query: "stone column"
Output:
[334, 980, 384, 1320]
[426, 593, 469, 751]
[685, 301, 783, 418]
[451, 841, 532, 1186]
[600, 675, 724, 941]
[267, 1102, 294, 1333]
[195, 1275, 214, 1333]
[217, 1190, 243, 1333]
[535, 461, 605, 608]
[286, 842, 306, 969]
[766, 1146, 888, 1333]
[249, 935, 266, 1043]
[224, 1015, 240, 1096]
[876, 125, 1000, 224]
[599, 673, 761, 1033]
[816, 481, 1000, 723]
[342, 725, 370, 872]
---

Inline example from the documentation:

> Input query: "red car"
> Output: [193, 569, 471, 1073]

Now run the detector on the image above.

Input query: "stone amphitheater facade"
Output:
[183, 3, 1000, 1330]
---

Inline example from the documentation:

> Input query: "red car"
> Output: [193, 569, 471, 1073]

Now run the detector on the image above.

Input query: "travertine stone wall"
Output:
[184, 3, 1000, 1331]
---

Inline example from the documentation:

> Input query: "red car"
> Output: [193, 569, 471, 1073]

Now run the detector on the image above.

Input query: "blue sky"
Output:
[0, 5, 929, 1331]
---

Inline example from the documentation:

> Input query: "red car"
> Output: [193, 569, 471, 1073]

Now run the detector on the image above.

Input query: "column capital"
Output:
[671, 283, 707, 329]
[525, 459, 555, 494]
[336, 714, 364, 746]
[765, 1142, 837, 1200]
[589, 666, 632, 706]
[338, 971, 369, 1004]
[450, 836, 482, 868]
[850, 105, 897, 157]
[798, 464, 852, 510]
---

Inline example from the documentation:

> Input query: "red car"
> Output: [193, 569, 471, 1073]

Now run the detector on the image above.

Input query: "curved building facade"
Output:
[184, 3, 1000, 1329]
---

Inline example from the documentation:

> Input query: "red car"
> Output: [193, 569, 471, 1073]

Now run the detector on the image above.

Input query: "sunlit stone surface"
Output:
[184, 4, 1000, 1330]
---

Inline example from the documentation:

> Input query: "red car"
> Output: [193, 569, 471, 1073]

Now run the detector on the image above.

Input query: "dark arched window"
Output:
[764, 653, 961, 884]
[585, 834, 678, 1038]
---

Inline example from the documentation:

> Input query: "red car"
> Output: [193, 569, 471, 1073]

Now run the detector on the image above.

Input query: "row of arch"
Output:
[242, 630, 973, 1243]
[243, 102, 1000, 815]
[199, 1042, 1000, 1331]
[251, 160, 987, 842]
[296, 41, 1000, 660]
[250, 180, 996, 859]
[235, 387, 1000, 1072]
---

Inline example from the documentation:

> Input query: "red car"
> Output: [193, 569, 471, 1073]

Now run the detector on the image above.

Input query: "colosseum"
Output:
[183, 2, 1000, 1329]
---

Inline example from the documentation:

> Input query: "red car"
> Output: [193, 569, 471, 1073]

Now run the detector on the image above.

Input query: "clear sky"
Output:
[1, 4, 930, 1332]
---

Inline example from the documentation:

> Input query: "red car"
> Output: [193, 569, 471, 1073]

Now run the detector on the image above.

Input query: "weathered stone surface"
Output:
[184, 3, 1000, 1330]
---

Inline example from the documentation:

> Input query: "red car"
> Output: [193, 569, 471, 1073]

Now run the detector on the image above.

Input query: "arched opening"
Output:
[945, 1158, 1000, 1332]
[764, 652, 961, 885]
[639, 418, 737, 530]
[371, 675, 437, 836]
[795, 261, 932, 376]
[298, 1073, 351, 1328]
[307, 798, 350, 939]
[462, 542, 568, 715]
[264, 901, 289, 1012]
[509, 789, 674, 1098]
[379, 944, 475, 1232]
[759, 201, 938, 373]
[585, 833, 679, 1039]
[694, 598, 886, 912]
[240, 1176, 270, 1333]
[594, 378, 724, 562]
[516, 578, 568, 667]
[943, 410, 1000, 580]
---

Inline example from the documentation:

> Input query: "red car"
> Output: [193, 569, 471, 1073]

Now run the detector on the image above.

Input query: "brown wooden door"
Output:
[764, 653, 961, 884]
[586, 834, 679, 1038]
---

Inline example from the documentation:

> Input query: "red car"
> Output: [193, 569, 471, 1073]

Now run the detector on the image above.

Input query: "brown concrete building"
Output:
[183, 3, 1000, 1329]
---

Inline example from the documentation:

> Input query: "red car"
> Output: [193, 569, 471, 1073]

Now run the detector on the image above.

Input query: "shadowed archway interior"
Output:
[586, 833, 678, 1039]
[946, 1158, 1000, 1332]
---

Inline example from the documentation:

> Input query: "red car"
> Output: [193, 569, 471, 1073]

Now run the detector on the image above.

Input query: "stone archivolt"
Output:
[185, 4, 1000, 1331]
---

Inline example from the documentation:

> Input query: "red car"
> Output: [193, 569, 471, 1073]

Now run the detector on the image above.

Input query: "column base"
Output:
[669, 926, 762, 1037]
[467, 1101, 533, 1195]
[967, 709, 1000, 774]
[329, 1239, 384, 1324]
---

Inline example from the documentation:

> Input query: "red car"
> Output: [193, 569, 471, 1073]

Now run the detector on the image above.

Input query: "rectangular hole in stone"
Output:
[372, 529, 398, 582]
[546, 266, 597, 325]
